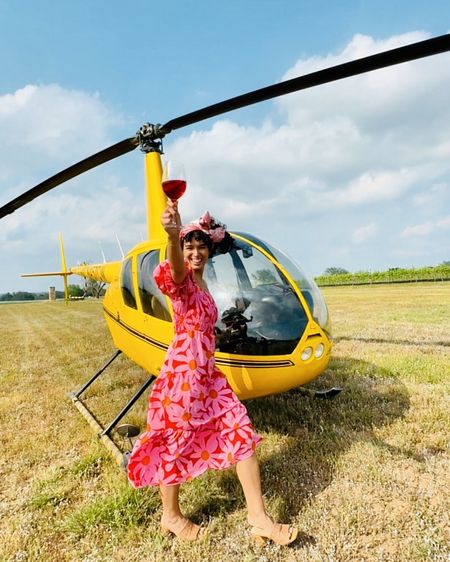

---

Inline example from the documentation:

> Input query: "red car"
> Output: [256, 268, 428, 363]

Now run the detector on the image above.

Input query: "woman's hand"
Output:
[161, 200, 181, 237]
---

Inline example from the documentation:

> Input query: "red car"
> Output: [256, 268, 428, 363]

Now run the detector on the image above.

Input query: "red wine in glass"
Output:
[162, 178, 186, 200]
[162, 160, 186, 228]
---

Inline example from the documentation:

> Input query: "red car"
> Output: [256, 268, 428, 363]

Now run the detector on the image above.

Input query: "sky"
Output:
[0, 0, 449, 293]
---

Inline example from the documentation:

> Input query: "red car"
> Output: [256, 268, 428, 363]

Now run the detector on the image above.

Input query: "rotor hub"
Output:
[137, 123, 171, 154]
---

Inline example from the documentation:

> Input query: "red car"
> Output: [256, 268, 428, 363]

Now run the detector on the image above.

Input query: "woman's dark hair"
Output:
[181, 230, 233, 257]
[182, 230, 213, 255]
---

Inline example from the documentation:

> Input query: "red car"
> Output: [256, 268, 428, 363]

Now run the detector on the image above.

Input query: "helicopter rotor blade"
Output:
[161, 33, 450, 134]
[1, 34, 449, 220]
[0, 136, 138, 219]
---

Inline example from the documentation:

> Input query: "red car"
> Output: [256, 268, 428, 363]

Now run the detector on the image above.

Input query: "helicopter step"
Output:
[292, 386, 342, 399]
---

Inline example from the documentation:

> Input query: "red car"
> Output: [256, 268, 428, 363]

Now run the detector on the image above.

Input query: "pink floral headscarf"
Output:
[179, 211, 227, 243]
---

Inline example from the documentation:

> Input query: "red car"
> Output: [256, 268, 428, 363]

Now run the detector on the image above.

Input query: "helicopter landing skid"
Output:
[293, 386, 342, 399]
[67, 349, 155, 470]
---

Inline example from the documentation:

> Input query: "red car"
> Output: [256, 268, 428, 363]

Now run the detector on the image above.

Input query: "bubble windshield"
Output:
[233, 233, 331, 335]
[205, 235, 309, 355]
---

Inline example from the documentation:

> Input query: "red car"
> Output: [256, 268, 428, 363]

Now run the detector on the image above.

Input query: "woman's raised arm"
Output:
[161, 200, 186, 284]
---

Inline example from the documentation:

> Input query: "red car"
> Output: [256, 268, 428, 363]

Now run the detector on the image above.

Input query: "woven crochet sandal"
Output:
[161, 518, 207, 541]
[250, 522, 298, 546]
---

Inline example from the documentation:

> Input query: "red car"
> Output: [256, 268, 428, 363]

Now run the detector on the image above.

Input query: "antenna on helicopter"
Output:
[115, 234, 125, 259]
[98, 243, 107, 263]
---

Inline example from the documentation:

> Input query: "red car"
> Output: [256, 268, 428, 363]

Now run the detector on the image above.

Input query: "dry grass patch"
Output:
[0, 284, 449, 561]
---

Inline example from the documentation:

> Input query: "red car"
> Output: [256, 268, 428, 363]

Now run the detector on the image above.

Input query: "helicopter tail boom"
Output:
[70, 261, 121, 284]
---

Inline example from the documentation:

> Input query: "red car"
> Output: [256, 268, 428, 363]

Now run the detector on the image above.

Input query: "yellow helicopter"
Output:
[2, 34, 449, 464]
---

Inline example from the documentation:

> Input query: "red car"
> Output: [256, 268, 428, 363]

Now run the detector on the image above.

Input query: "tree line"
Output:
[2, 262, 449, 300]
[0, 280, 105, 301]
[315, 262, 450, 286]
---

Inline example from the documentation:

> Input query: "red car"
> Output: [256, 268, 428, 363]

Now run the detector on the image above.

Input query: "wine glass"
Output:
[162, 160, 186, 228]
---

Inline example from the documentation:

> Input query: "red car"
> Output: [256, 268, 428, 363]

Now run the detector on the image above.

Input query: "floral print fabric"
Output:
[127, 260, 262, 487]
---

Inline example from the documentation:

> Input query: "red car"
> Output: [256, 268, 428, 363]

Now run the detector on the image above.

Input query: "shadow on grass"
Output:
[189, 356, 410, 535]
[335, 335, 450, 347]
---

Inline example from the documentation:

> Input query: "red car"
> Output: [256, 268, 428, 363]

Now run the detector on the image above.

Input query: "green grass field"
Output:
[0, 283, 449, 562]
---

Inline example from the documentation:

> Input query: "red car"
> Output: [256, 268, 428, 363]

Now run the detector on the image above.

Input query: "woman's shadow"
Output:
[189, 356, 411, 547]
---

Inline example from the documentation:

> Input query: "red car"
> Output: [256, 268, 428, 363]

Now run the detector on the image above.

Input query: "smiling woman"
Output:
[126, 201, 299, 545]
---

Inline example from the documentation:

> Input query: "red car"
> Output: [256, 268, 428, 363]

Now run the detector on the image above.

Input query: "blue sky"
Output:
[0, 1, 449, 293]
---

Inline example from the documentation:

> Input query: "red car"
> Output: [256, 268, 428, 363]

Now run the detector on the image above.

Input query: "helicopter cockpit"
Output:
[131, 233, 330, 357]
[205, 233, 331, 355]
[127, 231, 331, 357]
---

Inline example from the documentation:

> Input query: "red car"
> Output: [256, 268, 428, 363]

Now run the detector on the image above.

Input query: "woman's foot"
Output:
[248, 515, 298, 546]
[161, 515, 207, 541]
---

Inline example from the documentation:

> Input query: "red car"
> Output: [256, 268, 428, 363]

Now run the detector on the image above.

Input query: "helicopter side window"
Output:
[121, 257, 137, 309]
[137, 251, 171, 322]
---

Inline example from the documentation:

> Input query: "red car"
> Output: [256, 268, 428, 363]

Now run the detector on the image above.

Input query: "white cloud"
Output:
[400, 215, 450, 238]
[329, 168, 421, 207]
[352, 222, 378, 243]
[0, 84, 124, 189]
[437, 215, 450, 230]
[401, 222, 434, 237]
[413, 182, 449, 207]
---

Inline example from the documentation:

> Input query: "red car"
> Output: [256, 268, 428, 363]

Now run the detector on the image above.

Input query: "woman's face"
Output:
[183, 237, 210, 273]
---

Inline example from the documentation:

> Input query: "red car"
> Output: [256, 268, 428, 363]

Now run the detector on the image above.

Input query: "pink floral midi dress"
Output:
[127, 260, 262, 487]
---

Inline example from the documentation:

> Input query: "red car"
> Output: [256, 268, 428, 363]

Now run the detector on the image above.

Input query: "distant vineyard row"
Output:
[314, 264, 450, 286]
